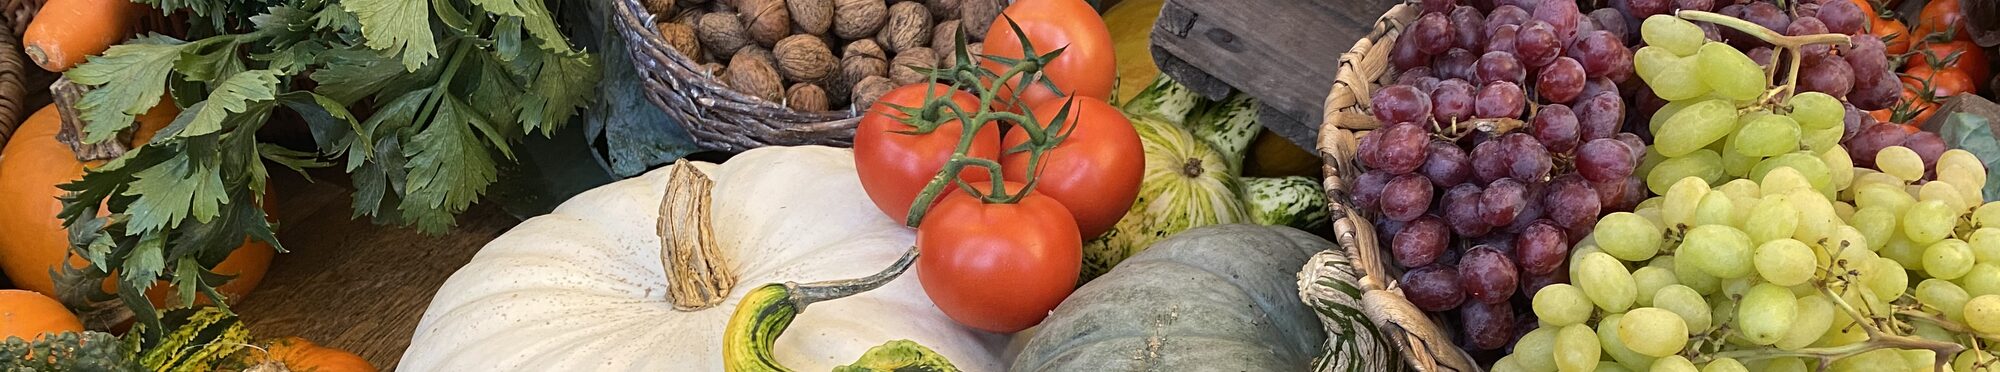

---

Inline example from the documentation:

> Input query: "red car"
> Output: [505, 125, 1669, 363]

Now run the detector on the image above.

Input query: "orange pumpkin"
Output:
[256, 337, 377, 372]
[0, 102, 275, 307]
[0, 289, 84, 342]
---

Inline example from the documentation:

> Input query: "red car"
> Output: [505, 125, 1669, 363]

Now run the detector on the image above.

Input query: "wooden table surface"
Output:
[232, 172, 522, 370]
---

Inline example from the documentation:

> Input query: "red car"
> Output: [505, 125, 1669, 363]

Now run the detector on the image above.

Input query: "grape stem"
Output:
[1676, 11, 1852, 50]
[1900, 309, 2000, 340]
[1692, 279, 1966, 370]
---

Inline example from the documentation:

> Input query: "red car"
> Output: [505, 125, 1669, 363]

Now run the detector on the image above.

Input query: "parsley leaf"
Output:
[514, 50, 597, 135]
[343, 0, 437, 71]
[121, 147, 227, 233]
[65, 35, 188, 143]
[397, 94, 498, 233]
[170, 70, 280, 138]
[469, 0, 571, 53]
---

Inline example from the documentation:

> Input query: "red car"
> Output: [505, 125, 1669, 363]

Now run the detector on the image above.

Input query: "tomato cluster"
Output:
[850, 0, 1133, 334]
[1870, 0, 1989, 127]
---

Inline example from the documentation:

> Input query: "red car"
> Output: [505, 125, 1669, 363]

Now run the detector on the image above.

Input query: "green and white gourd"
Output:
[1188, 93, 1261, 175]
[1242, 175, 1330, 229]
[1080, 116, 1248, 281]
[1299, 239, 1406, 372]
[1120, 76, 1201, 127]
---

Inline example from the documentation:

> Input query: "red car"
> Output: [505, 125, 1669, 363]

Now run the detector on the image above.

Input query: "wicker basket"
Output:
[1316, 2, 1482, 371]
[0, 0, 46, 151]
[610, 0, 861, 153]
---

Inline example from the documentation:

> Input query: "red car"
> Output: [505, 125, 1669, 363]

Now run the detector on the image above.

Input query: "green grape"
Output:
[1941, 149, 1985, 176]
[1951, 349, 1995, 372]
[1789, 92, 1844, 130]
[1758, 357, 1808, 372]
[1572, 244, 1605, 279]
[1719, 141, 1762, 178]
[1648, 54, 1712, 100]
[1915, 321, 1957, 343]
[1821, 146, 1854, 191]
[1878, 146, 1927, 181]
[1906, 200, 1959, 244]
[1902, 350, 1940, 371]
[1963, 263, 2000, 297]
[1663, 177, 1710, 228]
[1493, 355, 1528, 372]
[1827, 226, 1869, 264]
[1918, 278, 1971, 322]
[1693, 191, 1736, 226]
[1717, 179, 1761, 198]
[1655, 100, 1738, 157]
[1555, 324, 1601, 372]
[1758, 167, 1813, 197]
[1881, 234, 1927, 270]
[1578, 252, 1639, 313]
[1598, 365, 1633, 372]
[1978, 202, 2000, 228]
[1696, 42, 1764, 100]
[1648, 101, 1692, 138]
[1638, 196, 1665, 214]
[1736, 283, 1799, 345]
[1927, 239, 1978, 280]
[1649, 355, 1697, 372]
[1719, 276, 1757, 301]
[1730, 195, 1762, 228]
[1743, 194, 1800, 243]
[1820, 303, 1867, 346]
[1632, 266, 1678, 307]
[1774, 294, 1836, 350]
[1648, 150, 1726, 194]
[1802, 123, 1843, 156]
[1597, 314, 1658, 371]
[1966, 295, 2000, 334]
[1968, 228, 2000, 264]
[1700, 358, 1747, 372]
[1535, 284, 1595, 327]
[1640, 15, 1705, 57]
[1634, 46, 1675, 82]
[1514, 327, 1560, 372]
[1755, 153, 1834, 197]
[1731, 114, 1801, 157]
[1619, 307, 1689, 357]
[1832, 349, 1906, 372]
[1635, 207, 1664, 226]
[1851, 207, 1899, 250]
[1754, 239, 1817, 286]
[1939, 164, 1987, 210]
[1682, 224, 1756, 278]
[1864, 257, 1909, 301]
[1786, 189, 1841, 246]
[1673, 248, 1724, 294]
[1833, 200, 1855, 221]
[1598, 213, 1664, 261]
[1924, 180, 1972, 212]
[1652, 285, 1713, 335]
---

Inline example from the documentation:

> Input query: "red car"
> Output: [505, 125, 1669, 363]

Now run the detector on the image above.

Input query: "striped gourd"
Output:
[1300, 244, 1405, 372]
[1242, 176, 1330, 229]
[1080, 116, 1247, 281]
[1188, 93, 1261, 175]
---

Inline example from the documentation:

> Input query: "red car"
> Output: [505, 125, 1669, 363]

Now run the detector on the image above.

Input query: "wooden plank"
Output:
[1150, 0, 1398, 149]
[233, 171, 519, 370]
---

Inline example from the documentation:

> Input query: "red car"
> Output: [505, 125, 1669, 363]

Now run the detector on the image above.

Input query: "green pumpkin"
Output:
[1012, 224, 1334, 371]
[1081, 117, 1249, 281]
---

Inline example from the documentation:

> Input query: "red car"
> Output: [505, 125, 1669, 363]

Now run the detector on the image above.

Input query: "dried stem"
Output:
[660, 159, 735, 311]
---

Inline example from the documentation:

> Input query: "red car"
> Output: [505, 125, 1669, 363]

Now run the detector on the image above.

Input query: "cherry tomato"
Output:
[999, 97, 1142, 239]
[916, 182, 1081, 333]
[1881, 81, 1939, 125]
[854, 83, 1002, 224]
[1908, 38, 1990, 88]
[1904, 63, 1976, 100]
[1915, 0, 1973, 42]
[981, 0, 1116, 113]
[1872, 15, 1913, 55]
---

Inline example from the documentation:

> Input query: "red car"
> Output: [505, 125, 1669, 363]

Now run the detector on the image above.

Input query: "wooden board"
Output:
[232, 171, 520, 370]
[1150, 0, 1399, 150]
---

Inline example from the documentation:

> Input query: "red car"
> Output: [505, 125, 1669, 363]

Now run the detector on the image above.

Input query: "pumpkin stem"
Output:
[660, 160, 735, 311]
[49, 77, 132, 162]
[1180, 158, 1204, 178]
[787, 245, 918, 307]
[721, 246, 929, 372]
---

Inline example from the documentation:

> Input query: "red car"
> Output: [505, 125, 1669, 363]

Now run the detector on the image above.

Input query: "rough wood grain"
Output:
[1149, 0, 1398, 150]
[234, 171, 519, 370]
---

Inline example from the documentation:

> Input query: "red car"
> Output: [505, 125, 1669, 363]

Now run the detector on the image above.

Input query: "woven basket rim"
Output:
[1316, 2, 1482, 371]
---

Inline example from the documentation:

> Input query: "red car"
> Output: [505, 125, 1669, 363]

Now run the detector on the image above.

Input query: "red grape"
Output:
[1477, 51, 1527, 85]
[1395, 215, 1453, 268]
[1460, 299, 1516, 350]
[1472, 139, 1510, 183]
[1622, 0, 1671, 18]
[1847, 123, 1911, 168]
[1459, 245, 1519, 304]
[1381, 173, 1435, 221]
[1569, 31, 1633, 82]
[1432, 78, 1479, 124]
[1354, 169, 1393, 210]
[1514, 220, 1568, 275]
[1585, 9, 1629, 44]
[1505, 181, 1548, 233]
[1484, 5, 1531, 36]
[1530, 0, 1580, 43]
[1413, 12, 1455, 55]
[1522, 264, 1570, 297]
[1904, 131, 1946, 169]
[1841, 101, 1869, 143]
[1487, 24, 1522, 55]
[1788, 17, 1832, 59]
[1799, 54, 1854, 98]
[1575, 91, 1624, 141]
[1502, 133, 1552, 181]
[1544, 174, 1601, 233]
[1445, 183, 1495, 237]
[1844, 36, 1889, 81]
[1579, 76, 1617, 102]
[1423, 140, 1475, 186]
[1674, 0, 1713, 12]
[1818, 0, 1864, 35]
[1476, 81, 1527, 119]
[1372, 85, 1434, 128]
[1536, 56, 1587, 103]
[1532, 103, 1581, 154]
[1403, 264, 1467, 311]
[1420, 0, 1458, 14]
[1437, 48, 1481, 82]
[1576, 138, 1637, 182]
[1375, 122, 1433, 174]
[1850, 68, 1900, 111]
[1482, 177, 1529, 227]
[1450, 6, 1487, 51]
[1517, 21, 1562, 67]
[1393, 34, 1433, 70]
[1614, 132, 1646, 160]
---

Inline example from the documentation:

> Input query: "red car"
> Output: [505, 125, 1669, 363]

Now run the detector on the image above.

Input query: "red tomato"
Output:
[1000, 97, 1143, 239]
[980, 0, 1116, 113]
[916, 182, 1081, 333]
[1908, 38, 1990, 89]
[1904, 63, 1976, 100]
[1915, 0, 1973, 42]
[853, 83, 1002, 224]
[1872, 14, 1913, 55]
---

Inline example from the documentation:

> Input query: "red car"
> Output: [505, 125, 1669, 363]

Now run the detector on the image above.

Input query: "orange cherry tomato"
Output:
[1908, 38, 1990, 89]
[1903, 63, 1976, 100]
[1915, 0, 1973, 42]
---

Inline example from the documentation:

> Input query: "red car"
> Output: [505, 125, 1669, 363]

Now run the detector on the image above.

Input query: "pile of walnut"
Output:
[648, 0, 1005, 112]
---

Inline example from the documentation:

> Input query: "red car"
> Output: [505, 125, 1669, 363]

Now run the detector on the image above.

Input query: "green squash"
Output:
[1012, 224, 1336, 371]
[1299, 236, 1406, 372]
[1080, 117, 1249, 281]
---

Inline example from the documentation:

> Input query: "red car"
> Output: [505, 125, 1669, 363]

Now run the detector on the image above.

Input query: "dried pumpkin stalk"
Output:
[659, 159, 735, 311]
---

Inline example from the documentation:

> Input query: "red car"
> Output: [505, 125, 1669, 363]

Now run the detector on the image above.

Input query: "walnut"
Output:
[727, 49, 785, 102]
[740, 0, 791, 47]
[738, 45, 776, 69]
[926, 0, 959, 20]
[889, 47, 937, 85]
[831, 0, 885, 40]
[833, 39, 887, 101]
[941, 41, 980, 70]
[672, 7, 708, 26]
[879, 2, 932, 54]
[932, 19, 961, 56]
[697, 13, 751, 60]
[644, 0, 676, 17]
[786, 83, 830, 112]
[788, 0, 832, 35]
[774, 35, 836, 83]
[851, 75, 898, 110]
[702, 62, 727, 78]
[656, 22, 703, 62]
[958, 0, 1001, 38]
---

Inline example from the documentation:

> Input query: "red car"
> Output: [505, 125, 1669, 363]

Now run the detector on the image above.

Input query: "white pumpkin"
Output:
[400, 146, 1007, 371]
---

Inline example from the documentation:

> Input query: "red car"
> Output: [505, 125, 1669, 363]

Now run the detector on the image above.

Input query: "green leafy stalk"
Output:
[55, 0, 599, 335]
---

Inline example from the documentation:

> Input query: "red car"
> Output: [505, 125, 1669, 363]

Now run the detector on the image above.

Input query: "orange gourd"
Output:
[254, 337, 377, 372]
[0, 289, 84, 342]
[0, 102, 275, 307]
[22, 0, 140, 72]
